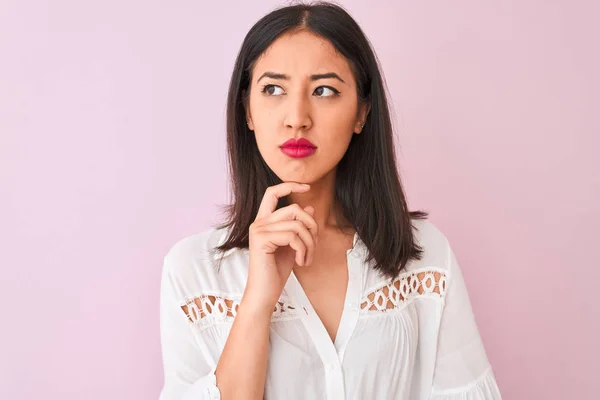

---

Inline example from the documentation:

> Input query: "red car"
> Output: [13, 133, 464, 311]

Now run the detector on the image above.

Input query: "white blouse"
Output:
[159, 219, 502, 400]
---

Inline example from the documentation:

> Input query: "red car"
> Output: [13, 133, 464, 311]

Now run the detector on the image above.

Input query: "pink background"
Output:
[1, 1, 598, 399]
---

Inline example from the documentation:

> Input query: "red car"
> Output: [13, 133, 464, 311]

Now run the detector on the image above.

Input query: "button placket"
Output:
[333, 246, 363, 363]
[288, 271, 346, 399]
[345, 279, 357, 311]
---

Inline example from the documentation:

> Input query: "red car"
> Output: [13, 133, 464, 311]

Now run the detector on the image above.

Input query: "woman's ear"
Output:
[361, 101, 371, 124]
[355, 101, 371, 133]
[242, 89, 254, 131]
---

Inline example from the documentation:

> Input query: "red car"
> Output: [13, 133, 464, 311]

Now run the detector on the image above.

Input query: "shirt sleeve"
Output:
[159, 255, 222, 400]
[430, 239, 502, 399]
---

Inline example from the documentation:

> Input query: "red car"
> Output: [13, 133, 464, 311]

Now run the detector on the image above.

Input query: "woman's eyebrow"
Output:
[256, 71, 346, 84]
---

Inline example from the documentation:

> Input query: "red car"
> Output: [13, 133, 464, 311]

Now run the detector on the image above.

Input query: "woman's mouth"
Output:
[280, 146, 317, 158]
[280, 138, 317, 158]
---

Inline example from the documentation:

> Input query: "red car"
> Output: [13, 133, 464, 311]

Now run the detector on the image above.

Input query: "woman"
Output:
[159, 2, 502, 399]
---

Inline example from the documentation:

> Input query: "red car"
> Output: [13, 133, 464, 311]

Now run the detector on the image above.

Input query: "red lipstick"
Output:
[279, 138, 317, 158]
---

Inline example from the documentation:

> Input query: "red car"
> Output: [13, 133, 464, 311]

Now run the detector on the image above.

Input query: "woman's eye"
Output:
[314, 86, 339, 97]
[261, 84, 339, 97]
[262, 84, 285, 96]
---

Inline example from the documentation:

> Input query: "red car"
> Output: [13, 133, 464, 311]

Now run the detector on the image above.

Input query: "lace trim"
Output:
[181, 294, 304, 327]
[360, 268, 447, 313]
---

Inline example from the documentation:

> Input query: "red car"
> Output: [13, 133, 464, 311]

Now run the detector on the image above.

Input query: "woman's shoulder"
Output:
[164, 226, 225, 263]
[360, 219, 454, 311]
[162, 225, 248, 300]
[411, 218, 449, 248]
[406, 218, 453, 272]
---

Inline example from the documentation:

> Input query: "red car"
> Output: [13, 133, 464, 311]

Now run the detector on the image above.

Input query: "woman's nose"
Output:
[283, 93, 312, 130]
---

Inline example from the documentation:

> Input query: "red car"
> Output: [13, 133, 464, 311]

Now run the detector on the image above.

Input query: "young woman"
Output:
[159, 2, 502, 399]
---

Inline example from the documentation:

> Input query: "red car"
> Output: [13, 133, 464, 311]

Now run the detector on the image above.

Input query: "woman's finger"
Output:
[257, 220, 316, 265]
[256, 182, 310, 220]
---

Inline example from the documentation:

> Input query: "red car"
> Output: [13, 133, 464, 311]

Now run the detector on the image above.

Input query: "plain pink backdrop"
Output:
[1, 1, 598, 399]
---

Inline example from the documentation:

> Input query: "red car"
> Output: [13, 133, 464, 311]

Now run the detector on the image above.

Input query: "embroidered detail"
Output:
[360, 268, 447, 313]
[181, 294, 304, 327]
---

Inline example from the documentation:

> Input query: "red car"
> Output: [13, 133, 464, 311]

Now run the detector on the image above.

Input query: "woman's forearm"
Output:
[214, 295, 273, 400]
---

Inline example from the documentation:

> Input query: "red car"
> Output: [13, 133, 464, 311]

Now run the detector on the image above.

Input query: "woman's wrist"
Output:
[239, 293, 276, 319]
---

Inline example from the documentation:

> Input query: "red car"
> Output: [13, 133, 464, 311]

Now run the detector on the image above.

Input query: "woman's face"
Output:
[245, 30, 369, 184]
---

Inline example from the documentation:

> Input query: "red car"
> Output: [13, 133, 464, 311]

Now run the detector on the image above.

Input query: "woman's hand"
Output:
[242, 182, 319, 313]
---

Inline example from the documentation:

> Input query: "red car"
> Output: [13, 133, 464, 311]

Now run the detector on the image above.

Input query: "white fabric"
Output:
[159, 219, 502, 399]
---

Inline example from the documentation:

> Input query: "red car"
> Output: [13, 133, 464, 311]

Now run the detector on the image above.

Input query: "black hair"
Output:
[214, 1, 427, 281]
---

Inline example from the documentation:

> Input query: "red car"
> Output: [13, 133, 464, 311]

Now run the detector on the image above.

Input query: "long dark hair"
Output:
[213, 1, 428, 281]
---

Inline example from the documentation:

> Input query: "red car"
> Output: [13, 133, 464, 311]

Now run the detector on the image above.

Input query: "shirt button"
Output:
[327, 363, 336, 371]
